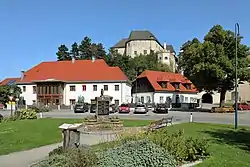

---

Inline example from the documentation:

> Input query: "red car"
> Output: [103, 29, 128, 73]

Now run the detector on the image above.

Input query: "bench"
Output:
[147, 116, 173, 132]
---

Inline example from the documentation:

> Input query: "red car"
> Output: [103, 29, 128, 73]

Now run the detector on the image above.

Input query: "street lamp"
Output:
[235, 23, 240, 129]
[9, 88, 14, 117]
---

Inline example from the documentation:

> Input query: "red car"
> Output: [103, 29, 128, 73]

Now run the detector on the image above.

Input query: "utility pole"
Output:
[234, 23, 240, 129]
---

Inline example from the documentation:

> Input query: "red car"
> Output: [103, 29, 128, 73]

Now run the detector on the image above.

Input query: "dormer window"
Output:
[184, 83, 191, 90]
[171, 83, 180, 90]
[158, 81, 167, 88]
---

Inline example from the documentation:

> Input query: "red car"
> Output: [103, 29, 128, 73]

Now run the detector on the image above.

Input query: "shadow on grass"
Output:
[203, 128, 250, 151]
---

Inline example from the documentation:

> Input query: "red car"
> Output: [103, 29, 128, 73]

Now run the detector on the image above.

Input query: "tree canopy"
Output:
[0, 85, 22, 106]
[107, 50, 173, 81]
[179, 25, 250, 106]
[56, 36, 107, 61]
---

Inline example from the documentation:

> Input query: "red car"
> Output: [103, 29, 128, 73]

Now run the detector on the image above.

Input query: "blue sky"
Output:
[0, 0, 249, 80]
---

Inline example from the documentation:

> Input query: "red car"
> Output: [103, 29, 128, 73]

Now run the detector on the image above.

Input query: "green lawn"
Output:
[165, 123, 250, 167]
[0, 118, 151, 155]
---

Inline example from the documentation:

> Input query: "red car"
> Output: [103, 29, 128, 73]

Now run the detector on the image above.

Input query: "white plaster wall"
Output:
[64, 82, 131, 105]
[18, 84, 37, 105]
[154, 92, 198, 103]
[126, 40, 162, 57]
[132, 92, 198, 104]
[116, 48, 125, 55]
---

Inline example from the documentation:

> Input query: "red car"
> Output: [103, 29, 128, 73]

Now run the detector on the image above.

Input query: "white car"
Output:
[134, 104, 147, 114]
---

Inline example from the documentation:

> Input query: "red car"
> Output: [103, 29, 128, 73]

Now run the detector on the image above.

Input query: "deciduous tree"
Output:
[179, 25, 250, 107]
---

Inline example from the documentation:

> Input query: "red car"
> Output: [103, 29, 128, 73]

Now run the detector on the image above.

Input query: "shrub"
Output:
[0, 114, 3, 122]
[37, 154, 70, 167]
[29, 105, 51, 113]
[40, 145, 97, 167]
[66, 145, 98, 167]
[49, 146, 65, 157]
[19, 108, 37, 119]
[148, 129, 209, 163]
[97, 139, 177, 167]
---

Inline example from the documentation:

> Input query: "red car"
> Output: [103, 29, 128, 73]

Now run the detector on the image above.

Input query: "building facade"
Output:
[12, 59, 131, 106]
[131, 70, 198, 105]
[111, 30, 176, 71]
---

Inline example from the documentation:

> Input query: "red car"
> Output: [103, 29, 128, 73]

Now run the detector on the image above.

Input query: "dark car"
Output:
[155, 103, 168, 113]
[119, 104, 130, 113]
[90, 103, 97, 113]
[74, 103, 89, 113]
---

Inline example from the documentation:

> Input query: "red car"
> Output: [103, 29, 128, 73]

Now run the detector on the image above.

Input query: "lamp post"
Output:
[9, 88, 14, 117]
[235, 23, 240, 129]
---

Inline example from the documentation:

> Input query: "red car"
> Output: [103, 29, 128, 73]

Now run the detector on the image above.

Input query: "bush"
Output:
[49, 146, 65, 157]
[0, 114, 3, 122]
[19, 108, 37, 119]
[29, 105, 51, 113]
[148, 129, 209, 163]
[97, 139, 177, 167]
[39, 145, 97, 167]
[36, 154, 70, 167]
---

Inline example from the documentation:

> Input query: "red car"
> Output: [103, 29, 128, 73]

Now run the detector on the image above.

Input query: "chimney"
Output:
[21, 71, 25, 80]
[92, 56, 95, 62]
[163, 41, 167, 50]
[72, 57, 75, 64]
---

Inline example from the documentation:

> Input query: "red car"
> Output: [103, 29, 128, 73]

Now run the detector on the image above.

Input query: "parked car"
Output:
[134, 104, 147, 114]
[146, 103, 155, 112]
[233, 103, 250, 110]
[155, 103, 168, 114]
[110, 104, 119, 113]
[74, 103, 89, 113]
[119, 104, 130, 113]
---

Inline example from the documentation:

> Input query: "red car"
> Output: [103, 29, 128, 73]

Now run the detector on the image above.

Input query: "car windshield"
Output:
[121, 104, 128, 107]
[136, 104, 145, 107]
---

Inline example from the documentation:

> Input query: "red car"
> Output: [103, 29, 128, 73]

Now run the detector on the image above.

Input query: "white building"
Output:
[111, 30, 177, 71]
[14, 59, 131, 106]
[131, 70, 198, 106]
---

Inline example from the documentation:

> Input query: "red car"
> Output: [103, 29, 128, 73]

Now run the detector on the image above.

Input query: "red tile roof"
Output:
[17, 59, 128, 83]
[137, 70, 198, 92]
[0, 78, 20, 86]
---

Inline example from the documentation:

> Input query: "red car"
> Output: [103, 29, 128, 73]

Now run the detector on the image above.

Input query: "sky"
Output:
[0, 0, 249, 80]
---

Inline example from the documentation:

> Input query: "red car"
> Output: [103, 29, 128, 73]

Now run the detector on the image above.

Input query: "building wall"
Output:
[115, 48, 125, 55]
[157, 51, 176, 71]
[19, 84, 37, 105]
[19, 82, 132, 106]
[125, 40, 162, 57]
[132, 92, 198, 104]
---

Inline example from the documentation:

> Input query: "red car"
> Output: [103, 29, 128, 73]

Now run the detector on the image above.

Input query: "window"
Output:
[114, 100, 119, 105]
[141, 96, 144, 104]
[143, 50, 147, 54]
[70, 85, 75, 91]
[23, 86, 26, 92]
[82, 85, 86, 91]
[161, 82, 167, 88]
[174, 83, 180, 89]
[69, 99, 76, 105]
[104, 85, 108, 91]
[33, 86, 36, 94]
[185, 84, 191, 90]
[185, 97, 189, 102]
[115, 85, 119, 91]
[160, 96, 164, 103]
[93, 85, 97, 91]
[164, 56, 168, 60]
[134, 51, 137, 55]
[32, 100, 36, 104]
[147, 96, 151, 103]
[159, 57, 162, 60]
